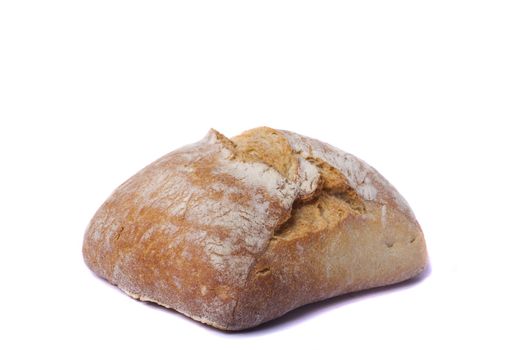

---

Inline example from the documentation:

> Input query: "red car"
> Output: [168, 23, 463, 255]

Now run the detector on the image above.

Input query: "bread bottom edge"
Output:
[245, 262, 429, 331]
[119, 286, 235, 331]
[115, 261, 428, 331]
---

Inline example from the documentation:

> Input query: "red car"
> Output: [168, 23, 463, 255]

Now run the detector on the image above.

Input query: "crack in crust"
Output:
[272, 157, 366, 239]
[229, 127, 366, 242]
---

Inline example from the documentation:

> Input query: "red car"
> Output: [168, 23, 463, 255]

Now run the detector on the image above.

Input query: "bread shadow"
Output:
[129, 262, 432, 335]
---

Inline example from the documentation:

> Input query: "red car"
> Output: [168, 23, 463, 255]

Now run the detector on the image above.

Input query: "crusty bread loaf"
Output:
[82, 127, 428, 330]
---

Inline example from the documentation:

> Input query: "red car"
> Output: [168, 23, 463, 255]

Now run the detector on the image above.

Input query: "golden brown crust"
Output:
[82, 127, 428, 330]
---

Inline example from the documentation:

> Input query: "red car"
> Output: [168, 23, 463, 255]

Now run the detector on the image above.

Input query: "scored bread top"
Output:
[83, 126, 420, 329]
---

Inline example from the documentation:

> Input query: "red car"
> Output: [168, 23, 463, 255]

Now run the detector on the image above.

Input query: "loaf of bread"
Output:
[83, 127, 428, 330]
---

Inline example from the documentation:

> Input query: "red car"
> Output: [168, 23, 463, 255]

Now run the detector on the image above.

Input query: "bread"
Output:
[82, 127, 428, 330]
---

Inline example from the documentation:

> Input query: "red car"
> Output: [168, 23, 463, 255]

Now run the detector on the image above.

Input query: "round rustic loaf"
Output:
[82, 127, 428, 330]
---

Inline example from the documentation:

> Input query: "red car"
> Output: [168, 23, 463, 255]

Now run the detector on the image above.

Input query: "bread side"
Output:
[82, 127, 427, 330]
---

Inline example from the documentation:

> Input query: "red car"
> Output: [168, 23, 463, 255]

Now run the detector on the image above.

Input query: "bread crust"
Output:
[82, 127, 427, 330]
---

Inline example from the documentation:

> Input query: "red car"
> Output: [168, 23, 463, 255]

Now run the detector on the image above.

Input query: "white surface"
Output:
[1, 1, 524, 349]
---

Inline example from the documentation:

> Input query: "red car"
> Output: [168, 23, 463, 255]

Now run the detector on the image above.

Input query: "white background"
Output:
[1, 1, 524, 349]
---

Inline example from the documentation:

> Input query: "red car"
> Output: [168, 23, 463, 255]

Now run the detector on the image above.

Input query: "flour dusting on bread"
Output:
[83, 126, 426, 331]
